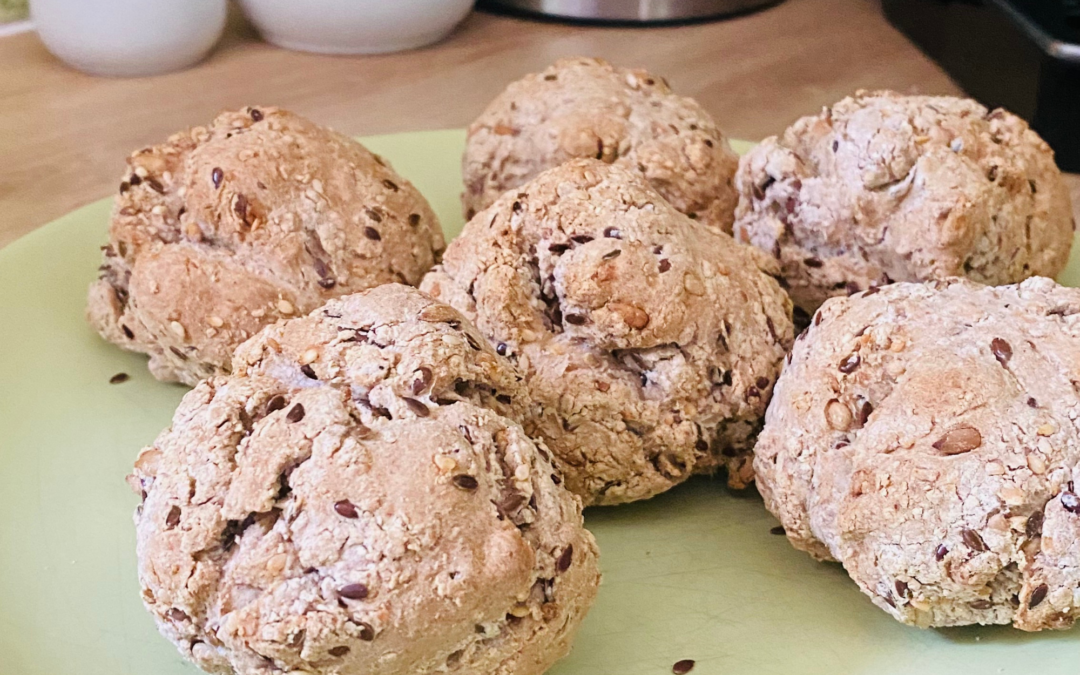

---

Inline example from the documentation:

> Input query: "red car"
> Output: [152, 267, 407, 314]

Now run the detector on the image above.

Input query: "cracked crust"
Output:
[755, 276, 1080, 630]
[463, 57, 740, 233]
[88, 107, 445, 386]
[733, 91, 1074, 317]
[423, 159, 793, 506]
[130, 285, 599, 675]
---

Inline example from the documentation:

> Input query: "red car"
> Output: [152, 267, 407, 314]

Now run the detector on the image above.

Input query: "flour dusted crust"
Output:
[130, 285, 599, 675]
[755, 277, 1080, 630]
[423, 159, 793, 506]
[88, 107, 445, 386]
[733, 91, 1074, 317]
[463, 57, 740, 233]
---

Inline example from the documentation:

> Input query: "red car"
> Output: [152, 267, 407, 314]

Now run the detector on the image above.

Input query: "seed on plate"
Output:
[672, 659, 696, 674]
[770, 526, 785, 535]
[109, 372, 130, 384]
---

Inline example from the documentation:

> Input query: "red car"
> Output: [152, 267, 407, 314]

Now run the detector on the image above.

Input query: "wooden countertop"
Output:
[1, 0, 1076, 247]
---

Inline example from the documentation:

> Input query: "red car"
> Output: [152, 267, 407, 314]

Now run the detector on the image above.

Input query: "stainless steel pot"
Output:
[480, 0, 781, 23]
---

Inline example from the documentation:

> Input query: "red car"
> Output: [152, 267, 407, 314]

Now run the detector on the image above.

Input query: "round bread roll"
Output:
[88, 107, 445, 386]
[755, 276, 1080, 630]
[462, 57, 740, 233]
[130, 285, 599, 675]
[733, 90, 1074, 317]
[423, 159, 793, 506]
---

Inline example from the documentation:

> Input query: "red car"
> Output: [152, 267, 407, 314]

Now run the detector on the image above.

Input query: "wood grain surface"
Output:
[0, 0, 1076, 247]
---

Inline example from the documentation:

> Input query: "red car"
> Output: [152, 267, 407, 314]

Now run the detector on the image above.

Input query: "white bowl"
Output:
[31, 0, 227, 77]
[238, 0, 474, 55]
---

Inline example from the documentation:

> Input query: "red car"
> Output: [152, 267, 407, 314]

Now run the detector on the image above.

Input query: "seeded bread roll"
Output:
[463, 57, 740, 233]
[88, 107, 444, 387]
[130, 285, 599, 675]
[733, 91, 1074, 317]
[423, 159, 793, 506]
[755, 276, 1080, 630]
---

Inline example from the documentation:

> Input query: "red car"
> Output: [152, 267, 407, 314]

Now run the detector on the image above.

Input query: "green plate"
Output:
[3, 129, 1080, 675]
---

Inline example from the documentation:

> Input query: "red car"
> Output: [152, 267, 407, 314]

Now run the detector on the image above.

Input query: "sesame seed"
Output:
[277, 299, 295, 315]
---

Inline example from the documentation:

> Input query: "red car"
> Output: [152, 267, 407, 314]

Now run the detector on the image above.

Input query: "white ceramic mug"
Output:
[238, 0, 474, 55]
[31, 0, 227, 77]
